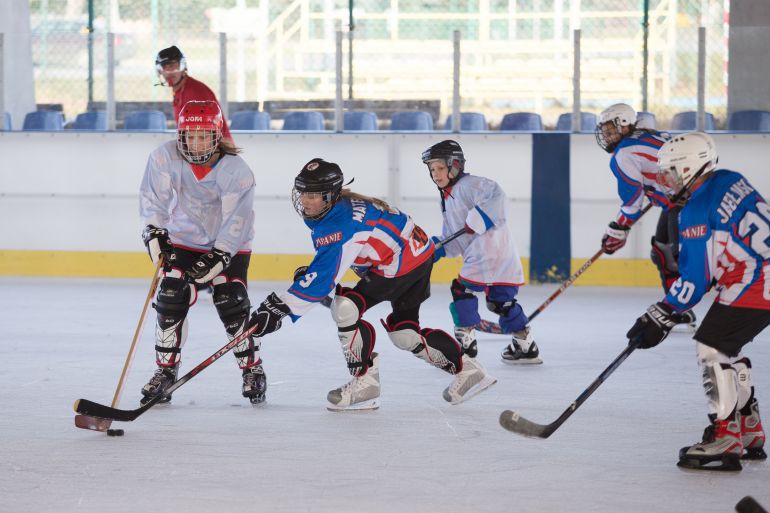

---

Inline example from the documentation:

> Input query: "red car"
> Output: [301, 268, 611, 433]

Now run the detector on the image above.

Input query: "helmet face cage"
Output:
[422, 140, 466, 185]
[292, 160, 344, 220]
[656, 132, 718, 198]
[595, 103, 636, 153]
[177, 101, 223, 165]
[155, 46, 187, 78]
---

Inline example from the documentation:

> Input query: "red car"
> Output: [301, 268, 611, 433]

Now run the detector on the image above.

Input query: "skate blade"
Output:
[742, 447, 767, 460]
[447, 375, 498, 405]
[677, 451, 742, 471]
[326, 398, 380, 412]
[248, 396, 267, 407]
[501, 356, 543, 365]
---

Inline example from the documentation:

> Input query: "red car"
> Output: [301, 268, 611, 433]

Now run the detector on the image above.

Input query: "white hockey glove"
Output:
[601, 221, 631, 254]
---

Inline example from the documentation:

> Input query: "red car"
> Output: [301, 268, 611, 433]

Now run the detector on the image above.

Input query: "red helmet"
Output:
[177, 101, 223, 164]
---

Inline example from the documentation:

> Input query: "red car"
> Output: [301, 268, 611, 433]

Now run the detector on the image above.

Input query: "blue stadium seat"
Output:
[122, 110, 168, 131]
[444, 112, 488, 131]
[555, 112, 597, 132]
[231, 111, 271, 131]
[636, 111, 657, 129]
[73, 111, 107, 130]
[344, 111, 379, 131]
[499, 112, 543, 131]
[282, 111, 325, 131]
[727, 110, 770, 132]
[3, 112, 11, 131]
[669, 111, 716, 131]
[22, 111, 64, 131]
[389, 111, 434, 131]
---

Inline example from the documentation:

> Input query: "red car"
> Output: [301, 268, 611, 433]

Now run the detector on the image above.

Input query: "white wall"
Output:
[0, 132, 533, 255]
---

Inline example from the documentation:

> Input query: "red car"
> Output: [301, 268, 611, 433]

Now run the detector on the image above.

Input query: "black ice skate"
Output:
[677, 418, 743, 471]
[140, 365, 178, 405]
[242, 364, 267, 405]
[501, 327, 542, 365]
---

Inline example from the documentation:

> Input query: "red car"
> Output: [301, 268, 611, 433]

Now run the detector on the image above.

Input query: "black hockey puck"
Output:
[106, 429, 125, 437]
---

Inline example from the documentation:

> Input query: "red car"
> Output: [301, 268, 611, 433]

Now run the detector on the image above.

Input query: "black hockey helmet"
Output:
[292, 158, 345, 220]
[155, 45, 187, 82]
[421, 139, 466, 187]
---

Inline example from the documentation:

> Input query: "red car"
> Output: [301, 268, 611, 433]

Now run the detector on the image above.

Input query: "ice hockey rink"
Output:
[0, 277, 768, 513]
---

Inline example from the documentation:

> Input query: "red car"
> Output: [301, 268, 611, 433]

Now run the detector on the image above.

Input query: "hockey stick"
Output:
[74, 256, 165, 432]
[319, 227, 468, 308]
[73, 320, 259, 423]
[499, 338, 641, 438]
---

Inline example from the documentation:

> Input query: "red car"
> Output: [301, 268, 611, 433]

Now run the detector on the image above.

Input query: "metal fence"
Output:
[25, 0, 729, 130]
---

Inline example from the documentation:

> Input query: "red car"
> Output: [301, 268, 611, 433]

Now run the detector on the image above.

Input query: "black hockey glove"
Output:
[187, 248, 231, 284]
[142, 225, 174, 265]
[626, 302, 677, 349]
[292, 265, 309, 283]
[248, 292, 292, 337]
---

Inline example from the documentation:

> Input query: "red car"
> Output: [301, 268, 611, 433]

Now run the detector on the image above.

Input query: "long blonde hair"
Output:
[340, 189, 398, 213]
[219, 138, 242, 156]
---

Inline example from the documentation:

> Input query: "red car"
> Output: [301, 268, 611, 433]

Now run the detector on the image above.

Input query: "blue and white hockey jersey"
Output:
[611, 130, 671, 223]
[139, 140, 255, 256]
[664, 169, 770, 312]
[438, 173, 525, 286]
[279, 197, 434, 318]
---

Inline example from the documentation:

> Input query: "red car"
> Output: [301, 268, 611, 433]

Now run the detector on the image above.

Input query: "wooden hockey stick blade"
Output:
[498, 410, 556, 439]
[74, 414, 112, 432]
[476, 318, 503, 334]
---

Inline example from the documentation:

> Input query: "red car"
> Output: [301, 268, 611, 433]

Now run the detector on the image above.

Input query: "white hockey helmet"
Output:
[595, 103, 637, 153]
[657, 131, 718, 197]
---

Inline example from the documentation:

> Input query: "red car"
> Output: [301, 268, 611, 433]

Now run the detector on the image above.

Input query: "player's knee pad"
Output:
[733, 357, 754, 412]
[651, 238, 680, 289]
[697, 342, 739, 420]
[331, 288, 367, 328]
[154, 277, 192, 366]
[381, 314, 461, 373]
[213, 282, 251, 334]
[486, 298, 528, 333]
[333, 290, 375, 376]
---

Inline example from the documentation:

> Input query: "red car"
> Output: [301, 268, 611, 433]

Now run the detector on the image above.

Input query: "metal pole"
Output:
[697, 26, 707, 131]
[572, 29, 581, 132]
[87, 0, 94, 103]
[641, 0, 650, 112]
[106, 33, 116, 130]
[347, 0, 354, 100]
[0, 33, 5, 129]
[219, 33, 228, 121]
[335, 30, 344, 132]
[452, 30, 461, 133]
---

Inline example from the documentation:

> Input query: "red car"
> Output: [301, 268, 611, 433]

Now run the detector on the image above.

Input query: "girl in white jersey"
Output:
[421, 140, 541, 364]
[138, 100, 265, 405]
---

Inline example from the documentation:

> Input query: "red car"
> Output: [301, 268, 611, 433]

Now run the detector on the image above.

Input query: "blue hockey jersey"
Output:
[279, 197, 434, 318]
[664, 169, 770, 312]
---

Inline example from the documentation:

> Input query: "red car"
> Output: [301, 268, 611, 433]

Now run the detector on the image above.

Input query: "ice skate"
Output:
[454, 326, 478, 357]
[140, 365, 178, 405]
[242, 364, 267, 405]
[677, 418, 743, 471]
[327, 353, 380, 412]
[671, 310, 697, 333]
[501, 327, 542, 364]
[741, 399, 767, 460]
[443, 355, 497, 405]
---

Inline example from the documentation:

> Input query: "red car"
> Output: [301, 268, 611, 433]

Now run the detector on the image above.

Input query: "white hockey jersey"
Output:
[439, 173, 525, 286]
[139, 140, 255, 255]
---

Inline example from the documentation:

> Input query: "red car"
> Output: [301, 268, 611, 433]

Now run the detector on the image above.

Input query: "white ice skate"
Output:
[454, 326, 478, 357]
[327, 353, 381, 412]
[443, 355, 497, 405]
[501, 326, 542, 365]
[677, 418, 743, 471]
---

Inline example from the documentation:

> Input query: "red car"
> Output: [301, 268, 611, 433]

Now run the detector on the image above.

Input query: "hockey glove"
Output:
[601, 221, 631, 254]
[431, 236, 446, 263]
[626, 302, 677, 349]
[142, 225, 174, 265]
[292, 265, 309, 283]
[187, 248, 232, 284]
[249, 292, 292, 337]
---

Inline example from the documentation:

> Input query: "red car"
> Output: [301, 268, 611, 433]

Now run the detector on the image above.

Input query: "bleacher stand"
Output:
[499, 112, 543, 131]
[444, 112, 488, 131]
[389, 111, 434, 131]
[344, 111, 379, 131]
[282, 111, 325, 131]
[22, 111, 64, 131]
[73, 111, 107, 130]
[230, 111, 271, 131]
[727, 110, 770, 131]
[555, 112, 597, 132]
[122, 110, 168, 131]
[670, 111, 716, 131]
[636, 111, 657, 129]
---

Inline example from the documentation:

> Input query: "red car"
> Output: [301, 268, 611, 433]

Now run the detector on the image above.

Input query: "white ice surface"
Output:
[0, 278, 768, 513]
